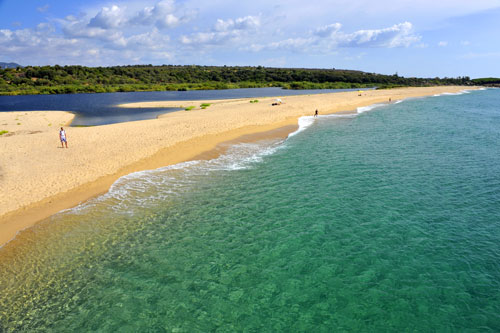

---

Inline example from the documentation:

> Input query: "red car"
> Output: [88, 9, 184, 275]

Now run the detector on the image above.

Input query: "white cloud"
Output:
[438, 41, 448, 47]
[266, 37, 315, 50]
[2, 0, 495, 71]
[181, 31, 235, 45]
[181, 15, 260, 45]
[154, 0, 175, 14]
[214, 16, 260, 32]
[251, 21, 420, 52]
[314, 23, 342, 37]
[88, 5, 125, 29]
[157, 14, 180, 28]
[0, 26, 86, 64]
[0, 1, 186, 65]
[130, 0, 180, 29]
[338, 22, 420, 48]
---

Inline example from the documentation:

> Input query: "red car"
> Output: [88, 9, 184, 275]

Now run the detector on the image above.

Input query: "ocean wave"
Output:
[61, 139, 285, 216]
[288, 112, 360, 138]
[288, 116, 315, 138]
[357, 103, 386, 114]
[322, 113, 358, 119]
[433, 89, 479, 97]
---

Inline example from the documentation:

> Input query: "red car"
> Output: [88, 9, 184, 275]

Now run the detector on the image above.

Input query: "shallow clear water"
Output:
[1, 88, 500, 331]
[0, 87, 363, 126]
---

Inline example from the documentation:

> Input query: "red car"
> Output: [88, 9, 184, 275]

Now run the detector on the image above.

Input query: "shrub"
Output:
[185, 106, 195, 111]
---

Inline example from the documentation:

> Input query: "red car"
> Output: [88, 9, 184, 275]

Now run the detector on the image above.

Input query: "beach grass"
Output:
[185, 106, 195, 111]
[0, 130, 8, 135]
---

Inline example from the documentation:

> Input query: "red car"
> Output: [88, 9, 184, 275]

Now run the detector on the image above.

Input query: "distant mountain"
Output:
[0, 62, 22, 69]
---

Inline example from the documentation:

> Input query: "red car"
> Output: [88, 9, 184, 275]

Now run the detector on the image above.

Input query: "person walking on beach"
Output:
[314, 109, 318, 117]
[59, 127, 68, 148]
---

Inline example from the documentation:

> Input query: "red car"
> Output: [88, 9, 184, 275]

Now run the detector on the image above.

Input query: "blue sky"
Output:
[1, 0, 500, 78]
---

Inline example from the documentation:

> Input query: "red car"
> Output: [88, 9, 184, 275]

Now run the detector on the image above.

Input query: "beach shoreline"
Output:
[0, 86, 479, 246]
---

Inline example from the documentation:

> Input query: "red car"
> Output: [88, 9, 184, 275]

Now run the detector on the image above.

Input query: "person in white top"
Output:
[59, 127, 68, 148]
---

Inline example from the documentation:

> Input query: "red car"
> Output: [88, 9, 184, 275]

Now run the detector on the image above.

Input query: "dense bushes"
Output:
[471, 77, 500, 85]
[0, 65, 473, 95]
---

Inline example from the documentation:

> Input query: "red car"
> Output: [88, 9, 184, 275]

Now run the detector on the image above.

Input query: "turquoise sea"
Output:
[1, 88, 500, 331]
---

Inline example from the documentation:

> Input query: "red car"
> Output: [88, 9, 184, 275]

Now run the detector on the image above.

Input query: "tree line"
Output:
[0, 64, 474, 95]
[471, 78, 500, 86]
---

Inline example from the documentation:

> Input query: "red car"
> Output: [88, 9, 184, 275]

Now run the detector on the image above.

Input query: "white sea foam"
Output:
[433, 89, 476, 97]
[357, 103, 386, 114]
[61, 139, 286, 217]
[288, 116, 315, 138]
[288, 112, 362, 139]
[322, 113, 358, 119]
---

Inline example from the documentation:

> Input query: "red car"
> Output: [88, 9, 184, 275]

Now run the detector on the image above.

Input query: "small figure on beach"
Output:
[59, 127, 68, 148]
[389, 97, 392, 102]
[272, 98, 283, 106]
[314, 109, 318, 117]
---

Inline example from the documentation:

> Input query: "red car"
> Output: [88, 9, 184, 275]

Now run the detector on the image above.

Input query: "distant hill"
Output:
[0, 62, 22, 69]
[0, 64, 472, 95]
[471, 77, 500, 86]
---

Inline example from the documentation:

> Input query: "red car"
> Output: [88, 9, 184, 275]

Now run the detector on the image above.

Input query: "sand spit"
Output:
[0, 86, 477, 246]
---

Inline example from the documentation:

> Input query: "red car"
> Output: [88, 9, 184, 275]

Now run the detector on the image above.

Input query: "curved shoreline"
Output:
[0, 86, 479, 247]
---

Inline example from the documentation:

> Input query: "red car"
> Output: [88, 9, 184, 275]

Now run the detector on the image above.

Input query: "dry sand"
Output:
[0, 86, 476, 246]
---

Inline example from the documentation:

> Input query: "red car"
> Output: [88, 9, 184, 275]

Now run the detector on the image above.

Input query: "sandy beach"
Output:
[0, 86, 476, 246]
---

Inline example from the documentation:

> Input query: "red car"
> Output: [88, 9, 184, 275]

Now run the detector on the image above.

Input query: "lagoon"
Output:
[0, 87, 364, 126]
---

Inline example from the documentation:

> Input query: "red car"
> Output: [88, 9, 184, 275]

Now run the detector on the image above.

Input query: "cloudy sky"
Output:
[1, 0, 500, 78]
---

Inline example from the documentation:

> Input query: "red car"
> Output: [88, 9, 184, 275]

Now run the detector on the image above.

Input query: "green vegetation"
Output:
[0, 130, 8, 136]
[471, 77, 500, 86]
[250, 100, 259, 103]
[185, 106, 195, 111]
[0, 64, 473, 96]
[200, 103, 211, 109]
